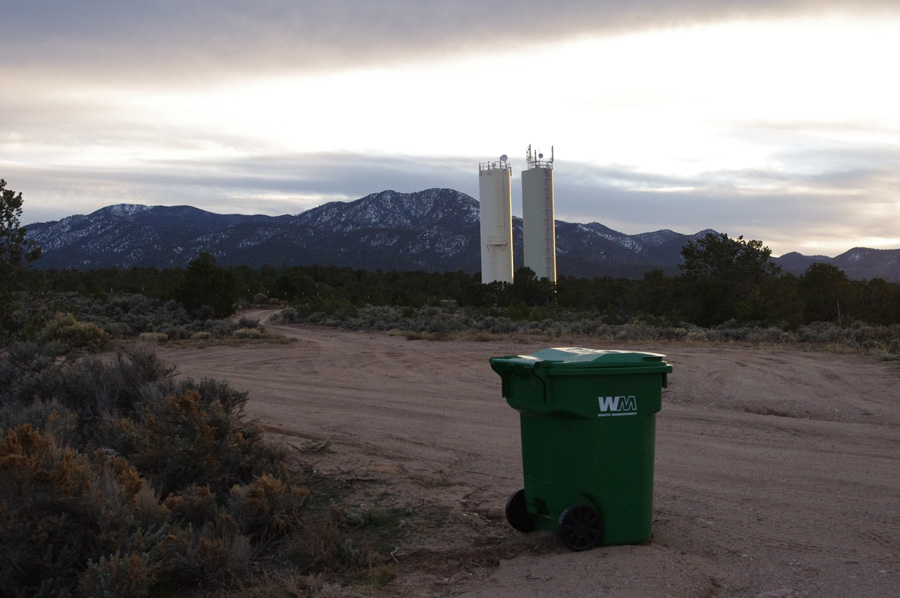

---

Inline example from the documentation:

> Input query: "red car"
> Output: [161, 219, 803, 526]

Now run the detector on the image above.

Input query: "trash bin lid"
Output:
[491, 347, 670, 372]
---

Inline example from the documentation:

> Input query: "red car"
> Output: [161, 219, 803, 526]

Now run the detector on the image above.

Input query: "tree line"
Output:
[16, 239, 900, 329]
[3, 178, 899, 332]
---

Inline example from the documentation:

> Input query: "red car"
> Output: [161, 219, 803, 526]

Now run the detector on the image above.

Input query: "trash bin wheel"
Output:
[558, 504, 602, 551]
[505, 489, 535, 532]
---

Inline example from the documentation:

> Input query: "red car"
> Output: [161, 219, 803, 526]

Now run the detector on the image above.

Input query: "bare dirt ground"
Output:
[155, 310, 900, 597]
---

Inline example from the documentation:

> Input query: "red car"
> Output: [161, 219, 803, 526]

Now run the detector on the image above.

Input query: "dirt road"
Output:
[156, 313, 900, 597]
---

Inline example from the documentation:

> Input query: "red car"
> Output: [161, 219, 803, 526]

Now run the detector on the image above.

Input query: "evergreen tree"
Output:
[176, 252, 237, 318]
[679, 233, 781, 326]
[799, 262, 852, 324]
[1, 179, 42, 332]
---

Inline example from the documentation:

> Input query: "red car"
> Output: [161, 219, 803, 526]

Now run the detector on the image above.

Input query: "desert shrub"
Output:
[139, 331, 168, 343]
[103, 388, 288, 498]
[237, 316, 261, 329]
[11, 292, 247, 343]
[164, 484, 220, 528]
[879, 338, 900, 360]
[40, 312, 111, 352]
[105, 389, 239, 496]
[191, 330, 212, 340]
[0, 344, 278, 490]
[231, 473, 309, 545]
[274, 307, 299, 323]
[233, 327, 264, 339]
[788, 321, 900, 350]
[287, 512, 351, 574]
[793, 321, 849, 344]
[280, 301, 900, 352]
[0, 342, 56, 395]
[181, 376, 251, 413]
[0, 401, 79, 448]
[0, 425, 180, 598]
[160, 325, 191, 340]
[0, 343, 313, 596]
[172, 521, 251, 588]
[78, 550, 165, 598]
[200, 318, 238, 337]
[0, 349, 174, 448]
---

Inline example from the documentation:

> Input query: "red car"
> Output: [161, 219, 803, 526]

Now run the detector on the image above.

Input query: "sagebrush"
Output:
[0, 347, 309, 596]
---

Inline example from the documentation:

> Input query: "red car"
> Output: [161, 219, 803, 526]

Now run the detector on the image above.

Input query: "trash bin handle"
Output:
[541, 366, 671, 377]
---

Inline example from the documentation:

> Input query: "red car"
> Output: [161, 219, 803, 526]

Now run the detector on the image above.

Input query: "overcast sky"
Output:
[4, 0, 899, 257]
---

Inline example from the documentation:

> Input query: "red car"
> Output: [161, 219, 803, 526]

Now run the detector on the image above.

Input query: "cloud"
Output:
[8, 0, 899, 85]
[5, 1, 899, 259]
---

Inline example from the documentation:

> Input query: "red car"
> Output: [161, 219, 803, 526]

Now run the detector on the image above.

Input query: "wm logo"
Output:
[598, 395, 637, 416]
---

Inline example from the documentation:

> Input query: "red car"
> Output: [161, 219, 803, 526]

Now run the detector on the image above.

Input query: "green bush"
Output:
[40, 312, 111, 352]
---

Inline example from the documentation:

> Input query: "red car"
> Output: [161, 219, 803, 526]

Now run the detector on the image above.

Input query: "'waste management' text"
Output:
[598, 396, 637, 417]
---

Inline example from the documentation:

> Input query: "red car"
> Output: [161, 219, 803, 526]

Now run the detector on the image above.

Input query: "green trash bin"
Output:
[490, 347, 672, 551]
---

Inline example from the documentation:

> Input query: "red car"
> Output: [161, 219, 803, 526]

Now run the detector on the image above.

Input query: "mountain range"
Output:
[24, 188, 900, 281]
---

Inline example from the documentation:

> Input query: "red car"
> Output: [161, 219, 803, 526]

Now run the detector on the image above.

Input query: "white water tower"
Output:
[478, 155, 514, 283]
[521, 144, 556, 282]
